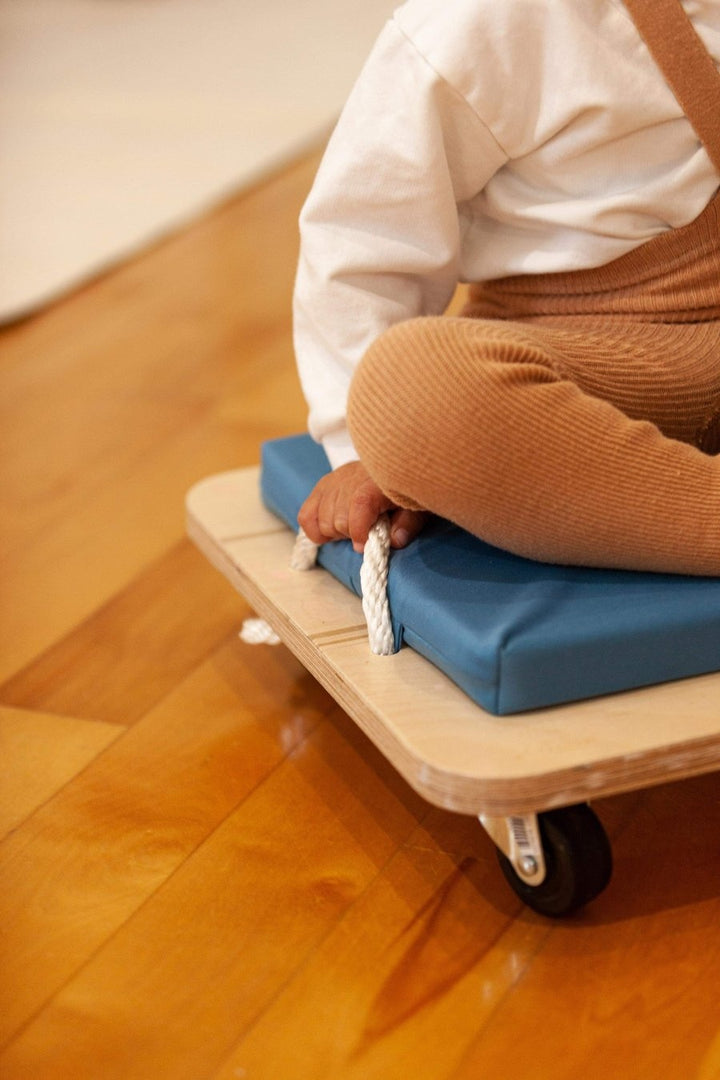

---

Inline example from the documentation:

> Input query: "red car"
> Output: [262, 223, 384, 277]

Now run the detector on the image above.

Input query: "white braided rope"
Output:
[359, 516, 395, 655]
[289, 528, 321, 571]
[291, 518, 395, 656]
[239, 617, 281, 645]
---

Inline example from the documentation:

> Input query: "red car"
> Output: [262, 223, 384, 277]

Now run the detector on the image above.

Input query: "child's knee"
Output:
[348, 317, 443, 488]
[348, 315, 568, 518]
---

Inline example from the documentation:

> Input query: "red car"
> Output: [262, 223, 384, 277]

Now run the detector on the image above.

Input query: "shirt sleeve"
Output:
[293, 15, 508, 468]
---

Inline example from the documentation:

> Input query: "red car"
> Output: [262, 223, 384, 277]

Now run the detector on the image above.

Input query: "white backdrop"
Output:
[0, 0, 397, 322]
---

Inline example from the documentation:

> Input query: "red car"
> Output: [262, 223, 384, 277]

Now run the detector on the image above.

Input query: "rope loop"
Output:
[289, 528, 320, 571]
[291, 519, 395, 655]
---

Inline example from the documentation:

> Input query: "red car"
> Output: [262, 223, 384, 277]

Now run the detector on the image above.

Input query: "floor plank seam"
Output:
[443, 918, 554, 1080]
[0, 713, 323, 1057]
[0, 537, 191, 696]
[203, 818, 434, 1080]
[0, 725, 127, 844]
[0, 577, 248, 727]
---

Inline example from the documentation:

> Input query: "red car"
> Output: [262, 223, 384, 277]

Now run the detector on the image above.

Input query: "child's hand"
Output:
[297, 460, 426, 554]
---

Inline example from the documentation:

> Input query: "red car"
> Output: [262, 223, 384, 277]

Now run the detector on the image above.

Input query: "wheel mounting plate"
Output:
[479, 812, 547, 885]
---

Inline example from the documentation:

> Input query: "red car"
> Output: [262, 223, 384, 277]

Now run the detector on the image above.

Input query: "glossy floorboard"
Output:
[2, 149, 720, 1080]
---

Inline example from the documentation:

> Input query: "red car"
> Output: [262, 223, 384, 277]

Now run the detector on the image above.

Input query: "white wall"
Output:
[0, 0, 397, 321]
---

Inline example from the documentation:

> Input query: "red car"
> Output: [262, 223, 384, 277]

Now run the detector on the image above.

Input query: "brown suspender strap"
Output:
[622, 0, 720, 173]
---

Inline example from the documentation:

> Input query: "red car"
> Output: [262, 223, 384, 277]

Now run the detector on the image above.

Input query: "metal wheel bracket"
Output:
[479, 812, 547, 886]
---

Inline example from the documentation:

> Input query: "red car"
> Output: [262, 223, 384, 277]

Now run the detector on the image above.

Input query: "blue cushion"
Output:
[261, 434, 720, 715]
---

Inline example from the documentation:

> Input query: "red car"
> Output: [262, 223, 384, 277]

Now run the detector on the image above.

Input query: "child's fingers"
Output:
[390, 509, 427, 548]
[299, 463, 420, 553]
[298, 462, 376, 544]
[347, 483, 393, 552]
[298, 484, 332, 544]
[316, 483, 341, 540]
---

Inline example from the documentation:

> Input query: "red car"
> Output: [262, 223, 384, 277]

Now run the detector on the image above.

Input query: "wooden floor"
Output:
[2, 148, 720, 1080]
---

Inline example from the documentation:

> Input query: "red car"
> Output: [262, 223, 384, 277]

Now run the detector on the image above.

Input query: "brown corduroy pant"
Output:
[350, 196, 720, 579]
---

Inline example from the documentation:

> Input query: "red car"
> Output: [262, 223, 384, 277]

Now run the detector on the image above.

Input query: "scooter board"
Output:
[186, 466, 720, 817]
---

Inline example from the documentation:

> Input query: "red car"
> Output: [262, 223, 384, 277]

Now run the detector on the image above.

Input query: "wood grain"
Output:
[1, 539, 247, 726]
[0, 661, 427, 1079]
[0, 706, 123, 839]
[187, 466, 720, 815]
[448, 772, 720, 1080]
[210, 827, 541, 1080]
[0, 635, 331, 1049]
[0, 156, 312, 683]
[207, 778, 720, 1080]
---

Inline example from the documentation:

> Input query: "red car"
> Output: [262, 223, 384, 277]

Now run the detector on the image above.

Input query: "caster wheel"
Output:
[496, 804, 612, 917]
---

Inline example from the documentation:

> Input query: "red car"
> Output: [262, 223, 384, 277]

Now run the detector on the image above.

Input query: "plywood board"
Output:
[187, 467, 720, 815]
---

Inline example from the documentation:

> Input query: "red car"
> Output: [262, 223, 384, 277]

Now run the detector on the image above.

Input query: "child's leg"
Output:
[347, 315, 720, 575]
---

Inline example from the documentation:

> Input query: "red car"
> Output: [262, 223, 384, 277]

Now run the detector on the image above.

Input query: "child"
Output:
[294, 0, 720, 575]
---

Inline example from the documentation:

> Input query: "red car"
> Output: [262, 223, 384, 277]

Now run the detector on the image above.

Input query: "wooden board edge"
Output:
[186, 496, 720, 817]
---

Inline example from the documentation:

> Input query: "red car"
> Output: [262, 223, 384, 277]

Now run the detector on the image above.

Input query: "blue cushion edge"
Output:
[259, 434, 720, 716]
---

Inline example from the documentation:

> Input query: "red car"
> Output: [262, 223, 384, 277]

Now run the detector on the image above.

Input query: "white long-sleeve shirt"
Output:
[293, 0, 720, 468]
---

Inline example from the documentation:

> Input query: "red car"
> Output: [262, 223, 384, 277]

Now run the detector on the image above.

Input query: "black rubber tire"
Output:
[495, 804, 613, 917]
